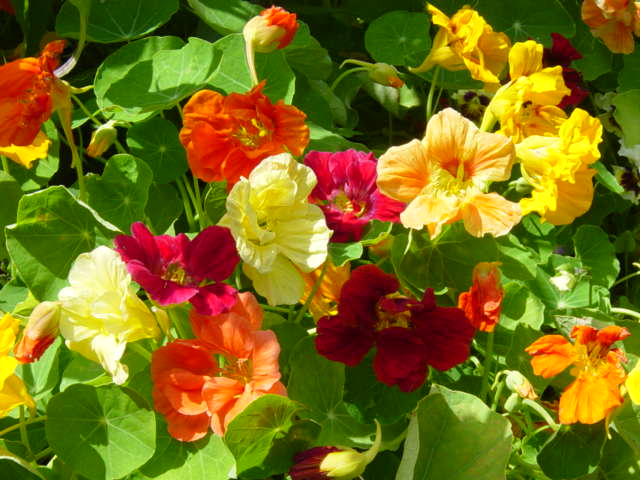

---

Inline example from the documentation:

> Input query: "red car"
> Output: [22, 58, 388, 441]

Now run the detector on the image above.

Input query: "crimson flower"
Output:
[114, 222, 239, 315]
[304, 150, 404, 242]
[315, 265, 474, 392]
[543, 33, 589, 109]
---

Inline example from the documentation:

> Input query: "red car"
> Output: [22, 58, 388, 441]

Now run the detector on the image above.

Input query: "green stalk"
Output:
[330, 67, 368, 91]
[0, 416, 46, 438]
[611, 307, 640, 320]
[1, 155, 9, 173]
[294, 261, 328, 324]
[522, 399, 559, 432]
[192, 175, 208, 229]
[175, 178, 196, 232]
[19, 406, 33, 458]
[479, 331, 494, 403]
[425, 66, 440, 121]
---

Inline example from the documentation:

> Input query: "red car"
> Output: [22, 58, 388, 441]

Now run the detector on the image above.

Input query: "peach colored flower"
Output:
[377, 108, 520, 238]
[582, 0, 640, 54]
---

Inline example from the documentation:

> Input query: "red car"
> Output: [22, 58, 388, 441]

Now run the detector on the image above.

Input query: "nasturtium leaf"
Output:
[500, 282, 545, 330]
[567, 2, 612, 81]
[60, 355, 111, 392]
[188, 0, 260, 35]
[613, 90, 640, 146]
[594, 160, 624, 194]
[599, 431, 640, 480]
[0, 171, 22, 259]
[145, 183, 183, 235]
[140, 417, 234, 480]
[537, 423, 607, 479]
[396, 385, 512, 480]
[343, 0, 426, 22]
[56, 0, 179, 43]
[16, 338, 61, 399]
[390, 224, 499, 297]
[46, 384, 156, 480]
[5, 186, 118, 301]
[285, 22, 333, 80]
[224, 394, 303, 475]
[619, 45, 640, 92]
[210, 34, 295, 103]
[328, 241, 363, 266]
[94, 36, 185, 122]
[573, 225, 620, 288]
[127, 118, 188, 184]
[293, 77, 334, 128]
[505, 323, 550, 392]
[86, 154, 153, 233]
[0, 281, 29, 314]
[316, 402, 376, 449]
[482, 0, 575, 45]
[203, 182, 228, 225]
[496, 234, 537, 282]
[104, 37, 222, 113]
[365, 11, 431, 67]
[307, 122, 367, 153]
[0, 448, 42, 480]
[614, 398, 640, 457]
[415, 67, 483, 90]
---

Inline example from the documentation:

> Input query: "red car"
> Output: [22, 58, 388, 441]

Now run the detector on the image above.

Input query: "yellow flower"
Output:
[57, 246, 160, 384]
[483, 41, 570, 143]
[627, 361, 640, 405]
[377, 108, 521, 238]
[220, 153, 332, 306]
[0, 314, 35, 417]
[410, 4, 510, 91]
[0, 131, 50, 168]
[517, 108, 603, 224]
[299, 259, 350, 321]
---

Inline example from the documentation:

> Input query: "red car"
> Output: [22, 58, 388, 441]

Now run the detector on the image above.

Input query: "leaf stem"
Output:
[479, 331, 494, 403]
[522, 398, 559, 431]
[330, 67, 368, 91]
[1, 155, 9, 173]
[611, 306, 640, 320]
[19, 406, 33, 458]
[425, 66, 440, 121]
[175, 177, 196, 231]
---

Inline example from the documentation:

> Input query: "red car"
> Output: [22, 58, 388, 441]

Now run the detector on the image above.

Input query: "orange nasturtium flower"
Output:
[179, 82, 309, 187]
[410, 4, 510, 91]
[526, 325, 630, 424]
[0, 40, 68, 167]
[582, 0, 640, 54]
[377, 107, 521, 239]
[458, 262, 503, 332]
[299, 259, 351, 321]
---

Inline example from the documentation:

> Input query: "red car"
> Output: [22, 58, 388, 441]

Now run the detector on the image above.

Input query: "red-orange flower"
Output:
[0, 40, 67, 147]
[458, 262, 503, 332]
[179, 82, 309, 186]
[0, 0, 14, 14]
[526, 325, 630, 424]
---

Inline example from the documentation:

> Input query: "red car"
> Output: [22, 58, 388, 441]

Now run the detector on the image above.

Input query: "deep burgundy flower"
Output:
[304, 150, 404, 242]
[543, 33, 589, 109]
[290, 447, 341, 480]
[315, 265, 474, 392]
[114, 222, 240, 315]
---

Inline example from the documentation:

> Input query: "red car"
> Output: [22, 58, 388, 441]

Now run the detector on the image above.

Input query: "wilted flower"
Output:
[179, 82, 309, 187]
[14, 301, 61, 363]
[315, 265, 474, 392]
[58, 246, 160, 384]
[458, 262, 503, 332]
[582, 0, 640, 54]
[220, 153, 331, 306]
[526, 325, 629, 424]
[410, 4, 510, 91]
[0, 314, 35, 417]
[377, 107, 521, 239]
[114, 223, 239, 316]
[305, 149, 404, 242]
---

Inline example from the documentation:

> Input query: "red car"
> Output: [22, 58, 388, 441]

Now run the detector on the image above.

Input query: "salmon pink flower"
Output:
[582, 0, 640, 54]
[304, 150, 404, 242]
[179, 82, 309, 187]
[114, 223, 239, 316]
[526, 325, 630, 424]
[458, 262, 503, 332]
[377, 108, 521, 239]
[315, 265, 474, 392]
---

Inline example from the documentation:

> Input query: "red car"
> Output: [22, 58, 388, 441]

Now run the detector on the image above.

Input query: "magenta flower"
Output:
[304, 150, 404, 242]
[114, 223, 240, 315]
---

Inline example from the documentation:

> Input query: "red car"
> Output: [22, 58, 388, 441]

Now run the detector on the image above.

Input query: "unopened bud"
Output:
[504, 392, 522, 412]
[243, 6, 298, 53]
[549, 269, 576, 292]
[14, 301, 61, 363]
[368, 63, 404, 89]
[86, 120, 117, 158]
[505, 370, 537, 400]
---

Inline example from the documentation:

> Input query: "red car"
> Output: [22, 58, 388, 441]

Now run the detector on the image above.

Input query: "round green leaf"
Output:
[127, 118, 188, 184]
[55, 0, 179, 43]
[188, 0, 260, 35]
[46, 384, 156, 480]
[613, 90, 640, 146]
[574, 225, 620, 288]
[145, 183, 183, 235]
[0, 171, 22, 259]
[365, 11, 431, 67]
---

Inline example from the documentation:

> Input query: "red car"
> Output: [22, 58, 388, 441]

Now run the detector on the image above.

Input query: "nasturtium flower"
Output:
[0, 131, 51, 168]
[58, 246, 160, 385]
[0, 314, 35, 417]
[220, 153, 331, 306]
[14, 301, 61, 363]
[315, 265, 474, 392]
[0, 0, 15, 14]
[0, 40, 68, 149]
[299, 259, 350, 321]
[243, 6, 299, 53]
[526, 325, 630, 424]
[152, 292, 286, 440]
[304, 149, 404, 242]
[626, 361, 640, 404]
[114, 223, 239, 316]
[377, 107, 521, 239]
[582, 0, 640, 54]
[458, 262, 503, 332]
[543, 33, 589, 109]
[483, 40, 570, 143]
[410, 4, 510, 91]
[179, 82, 309, 187]
[517, 108, 603, 224]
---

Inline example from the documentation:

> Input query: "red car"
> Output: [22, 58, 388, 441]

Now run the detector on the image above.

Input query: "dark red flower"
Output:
[543, 33, 589, 109]
[114, 222, 240, 315]
[290, 446, 341, 480]
[315, 265, 474, 392]
[304, 150, 404, 242]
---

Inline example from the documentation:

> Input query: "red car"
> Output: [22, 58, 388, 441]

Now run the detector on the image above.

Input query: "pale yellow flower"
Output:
[0, 314, 35, 417]
[220, 153, 331, 306]
[57, 246, 159, 384]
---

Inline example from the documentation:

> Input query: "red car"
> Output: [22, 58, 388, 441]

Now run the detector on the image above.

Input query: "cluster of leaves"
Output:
[2, 0, 640, 479]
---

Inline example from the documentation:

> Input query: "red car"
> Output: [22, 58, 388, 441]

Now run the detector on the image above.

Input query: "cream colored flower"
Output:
[220, 153, 331, 305]
[58, 246, 159, 384]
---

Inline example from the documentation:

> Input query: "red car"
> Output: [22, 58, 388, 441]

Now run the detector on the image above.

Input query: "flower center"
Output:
[333, 192, 365, 217]
[571, 342, 609, 378]
[162, 262, 190, 285]
[234, 118, 270, 148]
[220, 356, 253, 384]
[374, 294, 414, 331]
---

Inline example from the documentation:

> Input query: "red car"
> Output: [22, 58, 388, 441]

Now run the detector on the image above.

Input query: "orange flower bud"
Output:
[14, 301, 61, 363]
[368, 62, 404, 89]
[505, 370, 537, 400]
[458, 261, 503, 332]
[86, 120, 117, 158]
[243, 6, 299, 53]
